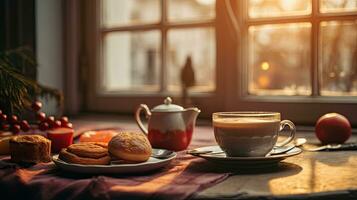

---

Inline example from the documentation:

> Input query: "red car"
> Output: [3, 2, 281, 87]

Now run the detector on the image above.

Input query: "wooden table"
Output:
[72, 115, 357, 199]
[196, 133, 357, 200]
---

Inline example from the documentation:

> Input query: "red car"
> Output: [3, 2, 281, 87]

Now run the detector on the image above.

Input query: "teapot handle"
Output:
[135, 104, 151, 135]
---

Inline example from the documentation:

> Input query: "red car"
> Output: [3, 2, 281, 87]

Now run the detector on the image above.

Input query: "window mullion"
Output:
[247, 16, 312, 25]
[101, 24, 162, 33]
[101, 22, 216, 33]
[160, 0, 168, 92]
[311, 0, 320, 96]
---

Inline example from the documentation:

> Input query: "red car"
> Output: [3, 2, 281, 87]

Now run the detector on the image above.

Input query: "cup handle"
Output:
[275, 120, 296, 147]
[135, 104, 151, 135]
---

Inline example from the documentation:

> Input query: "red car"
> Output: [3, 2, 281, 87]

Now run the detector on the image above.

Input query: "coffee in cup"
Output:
[212, 112, 295, 157]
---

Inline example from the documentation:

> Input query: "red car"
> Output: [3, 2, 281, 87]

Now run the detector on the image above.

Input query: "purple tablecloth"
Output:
[0, 125, 228, 200]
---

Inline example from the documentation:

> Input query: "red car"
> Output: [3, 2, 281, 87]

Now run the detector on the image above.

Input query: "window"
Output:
[240, 0, 357, 97]
[101, 0, 216, 93]
[84, 0, 224, 115]
[83, 0, 357, 124]
[230, 0, 357, 124]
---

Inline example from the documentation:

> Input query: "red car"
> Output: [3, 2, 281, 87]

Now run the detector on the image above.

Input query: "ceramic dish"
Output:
[53, 151, 176, 174]
[188, 146, 302, 168]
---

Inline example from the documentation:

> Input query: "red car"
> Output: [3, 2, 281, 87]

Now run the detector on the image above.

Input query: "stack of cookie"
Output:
[59, 131, 152, 165]
[59, 143, 111, 165]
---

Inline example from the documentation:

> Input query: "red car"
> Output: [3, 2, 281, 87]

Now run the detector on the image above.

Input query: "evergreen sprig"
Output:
[0, 47, 63, 113]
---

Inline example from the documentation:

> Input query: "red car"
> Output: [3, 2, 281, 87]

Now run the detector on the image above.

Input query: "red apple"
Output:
[315, 113, 351, 144]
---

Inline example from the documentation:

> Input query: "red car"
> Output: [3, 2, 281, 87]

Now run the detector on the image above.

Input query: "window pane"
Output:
[167, 28, 216, 92]
[320, 21, 357, 96]
[248, 23, 311, 95]
[102, 0, 160, 27]
[320, 0, 357, 13]
[102, 31, 161, 92]
[168, 0, 215, 22]
[249, 0, 311, 18]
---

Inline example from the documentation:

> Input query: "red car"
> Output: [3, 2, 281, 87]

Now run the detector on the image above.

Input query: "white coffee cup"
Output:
[212, 112, 296, 157]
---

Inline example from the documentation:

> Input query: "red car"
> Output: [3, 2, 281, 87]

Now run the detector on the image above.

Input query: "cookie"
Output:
[67, 142, 108, 159]
[108, 132, 152, 162]
[59, 148, 111, 165]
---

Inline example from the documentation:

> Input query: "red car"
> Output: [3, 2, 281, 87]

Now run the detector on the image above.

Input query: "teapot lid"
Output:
[152, 97, 184, 112]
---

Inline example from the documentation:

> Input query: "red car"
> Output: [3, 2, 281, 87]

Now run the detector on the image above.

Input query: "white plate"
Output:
[188, 146, 302, 168]
[53, 151, 176, 174]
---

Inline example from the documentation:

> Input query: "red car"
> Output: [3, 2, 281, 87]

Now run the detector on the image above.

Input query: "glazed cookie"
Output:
[67, 143, 108, 159]
[59, 148, 111, 165]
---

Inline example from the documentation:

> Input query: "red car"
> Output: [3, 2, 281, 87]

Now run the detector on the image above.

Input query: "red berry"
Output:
[36, 112, 46, 122]
[8, 115, 18, 124]
[60, 116, 69, 124]
[46, 116, 55, 125]
[11, 124, 21, 134]
[0, 114, 7, 122]
[1, 124, 9, 130]
[20, 120, 30, 132]
[62, 122, 73, 129]
[32, 101, 42, 111]
[39, 122, 50, 131]
[53, 120, 62, 129]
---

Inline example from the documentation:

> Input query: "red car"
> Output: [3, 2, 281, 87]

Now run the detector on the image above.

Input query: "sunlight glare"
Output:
[196, 0, 215, 6]
[280, 0, 296, 11]
[258, 75, 270, 88]
[261, 62, 270, 71]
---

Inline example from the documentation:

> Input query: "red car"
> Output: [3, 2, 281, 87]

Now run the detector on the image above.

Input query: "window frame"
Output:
[229, 0, 357, 125]
[100, 0, 216, 94]
[82, 0, 357, 125]
[239, 0, 357, 100]
[83, 0, 232, 116]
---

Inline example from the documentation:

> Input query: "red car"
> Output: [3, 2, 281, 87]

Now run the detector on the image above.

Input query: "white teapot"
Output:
[135, 97, 200, 151]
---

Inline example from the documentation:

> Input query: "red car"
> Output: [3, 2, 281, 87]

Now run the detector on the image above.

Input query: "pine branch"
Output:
[0, 47, 63, 114]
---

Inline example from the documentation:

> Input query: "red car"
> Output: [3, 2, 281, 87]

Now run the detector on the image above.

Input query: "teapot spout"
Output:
[183, 107, 201, 127]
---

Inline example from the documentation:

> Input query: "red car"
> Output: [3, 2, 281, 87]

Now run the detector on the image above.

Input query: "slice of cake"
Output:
[10, 135, 51, 163]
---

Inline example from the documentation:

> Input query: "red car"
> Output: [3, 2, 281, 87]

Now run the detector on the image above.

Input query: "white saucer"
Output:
[53, 151, 176, 174]
[188, 146, 302, 167]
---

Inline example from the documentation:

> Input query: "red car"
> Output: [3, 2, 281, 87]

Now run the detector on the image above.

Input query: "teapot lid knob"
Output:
[164, 97, 172, 105]
[151, 97, 184, 112]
